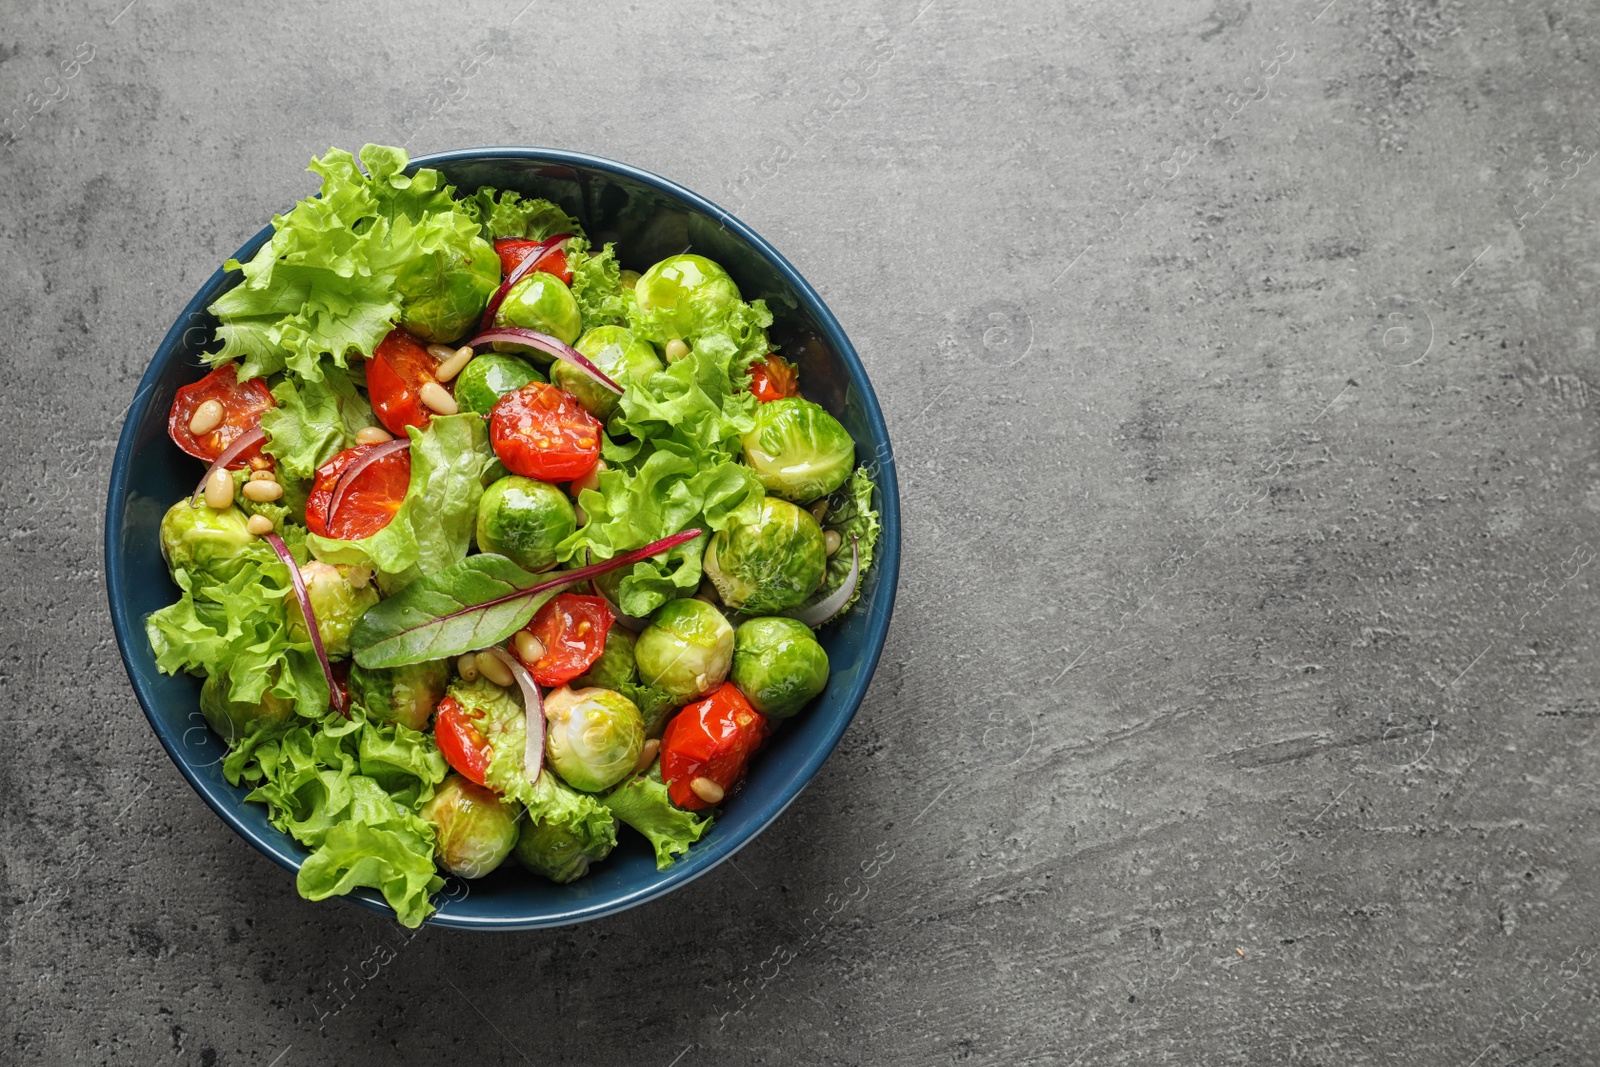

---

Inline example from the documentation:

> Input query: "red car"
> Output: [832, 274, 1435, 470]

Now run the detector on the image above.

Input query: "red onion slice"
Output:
[479, 233, 573, 330]
[787, 536, 859, 628]
[486, 647, 544, 784]
[263, 533, 345, 715]
[327, 438, 411, 532]
[190, 428, 266, 506]
[467, 328, 623, 395]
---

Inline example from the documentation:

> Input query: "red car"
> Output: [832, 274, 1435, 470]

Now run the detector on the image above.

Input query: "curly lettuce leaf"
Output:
[307, 413, 493, 590]
[457, 187, 581, 241]
[564, 237, 634, 328]
[207, 145, 490, 382]
[227, 708, 448, 928]
[145, 524, 330, 714]
[604, 759, 711, 869]
[260, 364, 376, 481]
[562, 344, 766, 616]
[801, 464, 881, 620]
[449, 678, 619, 868]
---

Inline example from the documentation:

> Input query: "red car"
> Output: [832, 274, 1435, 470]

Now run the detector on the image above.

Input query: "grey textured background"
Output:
[5, 0, 1600, 1063]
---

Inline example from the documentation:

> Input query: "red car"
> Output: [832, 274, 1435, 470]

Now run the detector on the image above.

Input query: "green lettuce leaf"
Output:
[307, 412, 493, 590]
[561, 343, 766, 616]
[604, 759, 711, 869]
[207, 145, 489, 382]
[260, 364, 376, 481]
[564, 237, 634, 328]
[146, 521, 329, 714]
[802, 464, 882, 620]
[226, 708, 448, 928]
[457, 187, 581, 241]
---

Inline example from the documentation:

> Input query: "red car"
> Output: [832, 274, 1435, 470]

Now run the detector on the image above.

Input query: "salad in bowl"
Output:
[143, 145, 883, 927]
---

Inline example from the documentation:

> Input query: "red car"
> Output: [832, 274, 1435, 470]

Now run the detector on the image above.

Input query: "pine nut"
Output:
[809, 499, 829, 523]
[824, 530, 843, 556]
[476, 650, 513, 687]
[188, 399, 225, 436]
[203, 467, 234, 509]
[355, 426, 393, 445]
[689, 776, 725, 805]
[435, 347, 474, 383]
[633, 738, 660, 774]
[570, 458, 605, 496]
[619, 270, 641, 290]
[245, 514, 273, 536]
[664, 338, 690, 362]
[241, 479, 283, 502]
[513, 631, 545, 664]
[426, 343, 457, 362]
[419, 381, 458, 415]
[456, 654, 480, 682]
[249, 469, 277, 483]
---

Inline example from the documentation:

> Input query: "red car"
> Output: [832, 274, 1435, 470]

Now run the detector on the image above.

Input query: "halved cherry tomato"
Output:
[489, 382, 603, 481]
[434, 695, 493, 786]
[367, 328, 442, 435]
[304, 443, 412, 540]
[167, 363, 276, 467]
[494, 237, 572, 284]
[749, 354, 799, 403]
[660, 683, 769, 811]
[516, 593, 615, 687]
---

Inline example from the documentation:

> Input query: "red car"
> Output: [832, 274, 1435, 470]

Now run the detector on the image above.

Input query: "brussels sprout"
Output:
[543, 685, 645, 792]
[702, 498, 827, 613]
[740, 398, 856, 504]
[397, 235, 502, 343]
[453, 353, 543, 415]
[200, 666, 294, 743]
[514, 810, 615, 883]
[287, 560, 380, 658]
[633, 254, 743, 342]
[419, 773, 521, 879]
[475, 475, 576, 572]
[731, 617, 830, 718]
[158, 499, 262, 585]
[551, 325, 663, 420]
[574, 626, 638, 690]
[348, 659, 451, 731]
[492, 271, 583, 352]
[635, 598, 734, 703]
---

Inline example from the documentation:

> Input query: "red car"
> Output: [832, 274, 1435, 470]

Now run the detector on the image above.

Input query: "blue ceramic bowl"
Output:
[104, 148, 900, 930]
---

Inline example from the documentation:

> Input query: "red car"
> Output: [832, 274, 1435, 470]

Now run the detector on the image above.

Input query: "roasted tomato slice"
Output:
[367, 328, 442, 435]
[494, 237, 572, 284]
[489, 382, 603, 482]
[660, 683, 768, 811]
[434, 695, 493, 786]
[304, 443, 412, 540]
[167, 363, 275, 467]
[748, 354, 799, 403]
[516, 593, 616, 687]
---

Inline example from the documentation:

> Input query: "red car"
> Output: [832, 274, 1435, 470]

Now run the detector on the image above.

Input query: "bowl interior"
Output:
[105, 149, 900, 929]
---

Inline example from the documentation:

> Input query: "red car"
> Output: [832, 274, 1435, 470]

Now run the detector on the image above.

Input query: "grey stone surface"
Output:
[5, 0, 1600, 1062]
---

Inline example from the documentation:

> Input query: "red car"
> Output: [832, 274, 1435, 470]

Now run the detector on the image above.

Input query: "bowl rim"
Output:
[104, 145, 901, 930]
